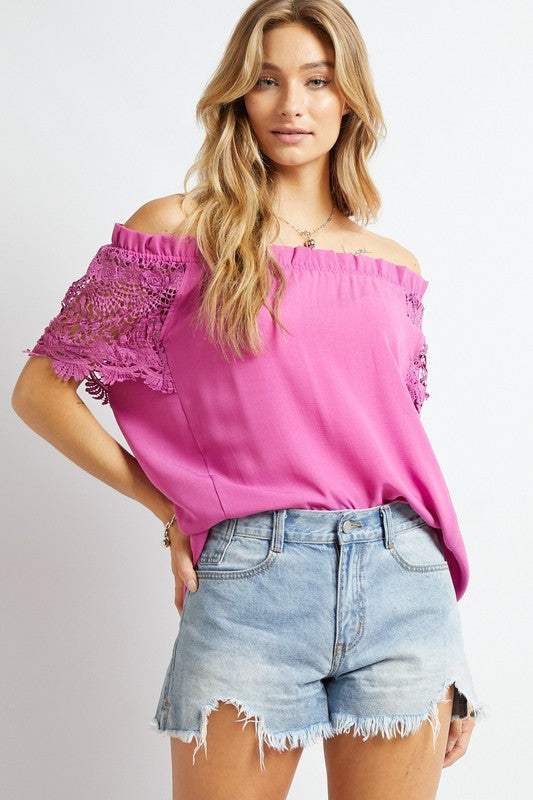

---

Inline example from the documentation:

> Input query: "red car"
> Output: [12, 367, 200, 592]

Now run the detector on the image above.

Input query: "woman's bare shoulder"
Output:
[122, 193, 188, 235]
[364, 229, 422, 275]
[339, 220, 421, 276]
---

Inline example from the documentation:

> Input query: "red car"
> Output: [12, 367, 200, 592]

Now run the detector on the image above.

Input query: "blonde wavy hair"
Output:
[174, 0, 387, 360]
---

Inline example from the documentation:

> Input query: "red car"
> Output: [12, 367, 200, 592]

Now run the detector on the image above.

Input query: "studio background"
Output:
[2, 1, 531, 798]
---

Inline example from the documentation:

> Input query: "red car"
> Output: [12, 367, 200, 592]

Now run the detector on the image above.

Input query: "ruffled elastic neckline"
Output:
[112, 222, 199, 261]
[111, 223, 429, 296]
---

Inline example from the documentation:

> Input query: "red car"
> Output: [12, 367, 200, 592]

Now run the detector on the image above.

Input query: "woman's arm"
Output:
[13, 194, 199, 612]
[11, 354, 174, 525]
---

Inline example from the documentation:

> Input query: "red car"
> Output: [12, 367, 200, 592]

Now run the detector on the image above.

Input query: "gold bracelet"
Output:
[161, 513, 176, 548]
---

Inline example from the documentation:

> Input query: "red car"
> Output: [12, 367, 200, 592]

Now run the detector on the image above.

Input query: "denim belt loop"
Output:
[271, 509, 286, 553]
[379, 504, 395, 550]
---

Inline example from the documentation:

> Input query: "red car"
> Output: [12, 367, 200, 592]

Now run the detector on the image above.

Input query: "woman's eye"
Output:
[255, 77, 331, 89]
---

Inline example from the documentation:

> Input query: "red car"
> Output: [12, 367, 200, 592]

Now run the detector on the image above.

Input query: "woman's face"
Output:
[243, 23, 349, 170]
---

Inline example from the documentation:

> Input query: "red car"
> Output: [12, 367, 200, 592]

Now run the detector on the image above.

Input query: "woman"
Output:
[12, 1, 486, 798]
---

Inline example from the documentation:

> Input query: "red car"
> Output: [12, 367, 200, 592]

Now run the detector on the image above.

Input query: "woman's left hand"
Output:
[443, 711, 476, 767]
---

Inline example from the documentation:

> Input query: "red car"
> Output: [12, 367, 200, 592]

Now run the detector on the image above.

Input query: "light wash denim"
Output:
[151, 501, 487, 771]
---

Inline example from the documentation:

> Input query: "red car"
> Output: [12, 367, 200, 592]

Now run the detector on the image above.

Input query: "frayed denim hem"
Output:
[330, 679, 489, 755]
[151, 696, 337, 773]
[150, 681, 489, 773]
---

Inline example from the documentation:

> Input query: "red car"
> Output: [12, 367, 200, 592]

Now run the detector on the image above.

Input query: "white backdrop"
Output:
[2, 1, 531, 798]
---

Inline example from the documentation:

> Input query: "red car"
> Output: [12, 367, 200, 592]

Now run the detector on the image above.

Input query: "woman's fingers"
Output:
[175, 578, 186, 616]
[166, 521, 198, 615]
[172, 547, 198, 591]
[443, 714, 475, 768]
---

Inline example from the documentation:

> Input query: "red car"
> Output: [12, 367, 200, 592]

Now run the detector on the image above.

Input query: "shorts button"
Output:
[342, 520, 352, 533]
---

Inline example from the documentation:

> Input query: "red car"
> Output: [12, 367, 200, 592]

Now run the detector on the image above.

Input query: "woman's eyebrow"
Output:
[261, 60, 335, 71]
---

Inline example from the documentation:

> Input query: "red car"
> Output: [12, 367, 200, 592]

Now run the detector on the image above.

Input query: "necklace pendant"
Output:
[304, 237, 316, 248]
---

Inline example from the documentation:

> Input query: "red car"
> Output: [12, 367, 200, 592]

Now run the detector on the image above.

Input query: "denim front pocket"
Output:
[196, 519, 234, 566]
[195, 519, 280, 581]
[389, 522, 450, 573]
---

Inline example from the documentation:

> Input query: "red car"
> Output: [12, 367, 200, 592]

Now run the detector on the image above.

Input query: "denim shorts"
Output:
[150, 501, 487, 771]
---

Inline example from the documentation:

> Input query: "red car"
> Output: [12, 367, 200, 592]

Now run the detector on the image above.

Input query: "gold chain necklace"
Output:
[276, 202, 336, 248]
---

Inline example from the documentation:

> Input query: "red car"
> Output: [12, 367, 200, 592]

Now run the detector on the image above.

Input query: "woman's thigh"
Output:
[323, 683, 454, 800]
[170, 701, 304, 800]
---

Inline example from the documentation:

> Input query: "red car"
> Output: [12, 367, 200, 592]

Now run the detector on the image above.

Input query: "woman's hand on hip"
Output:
[167, 520, 198, 615]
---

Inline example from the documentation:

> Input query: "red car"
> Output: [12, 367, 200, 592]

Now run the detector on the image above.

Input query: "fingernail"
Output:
[187, 578, 197, 592]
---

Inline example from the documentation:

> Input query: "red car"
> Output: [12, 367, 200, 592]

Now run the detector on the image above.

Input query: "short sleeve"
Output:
[403, 288, 430, 414]
[22, 242, 188, 405]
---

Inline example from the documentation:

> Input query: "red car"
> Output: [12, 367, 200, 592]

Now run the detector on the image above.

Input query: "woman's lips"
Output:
[271, 131, 311, 143]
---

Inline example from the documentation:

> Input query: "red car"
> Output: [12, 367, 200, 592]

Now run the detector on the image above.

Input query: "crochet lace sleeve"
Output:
[404, 290, 430, 414]
[406, 340, 430, 413]
[22, 244, 188, 405]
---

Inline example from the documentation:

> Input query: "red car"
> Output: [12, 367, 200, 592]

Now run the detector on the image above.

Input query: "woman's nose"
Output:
[277, 84, 306, 116]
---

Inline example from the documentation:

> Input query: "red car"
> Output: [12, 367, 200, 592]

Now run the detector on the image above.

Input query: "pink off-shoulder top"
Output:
[23, 222, 470, 602]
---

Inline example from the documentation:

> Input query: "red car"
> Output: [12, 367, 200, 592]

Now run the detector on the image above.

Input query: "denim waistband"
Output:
[233, 501, 427, 550]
